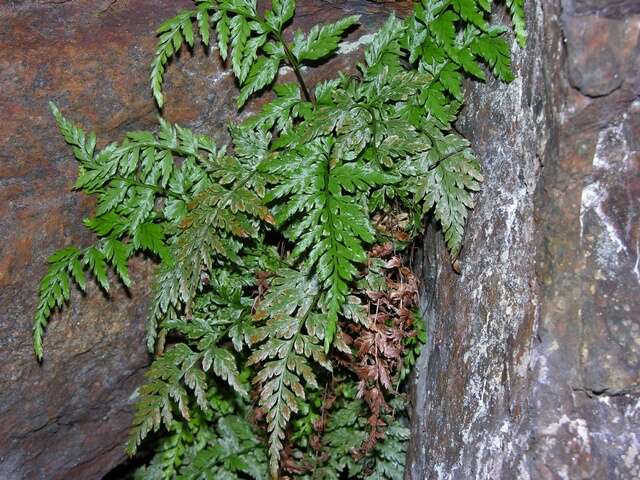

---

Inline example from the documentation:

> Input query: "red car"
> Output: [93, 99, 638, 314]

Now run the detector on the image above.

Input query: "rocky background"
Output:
[0, 1, 637, 479]
[408, 0, 640, 478]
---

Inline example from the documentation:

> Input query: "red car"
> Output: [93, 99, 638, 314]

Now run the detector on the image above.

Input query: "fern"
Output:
[34, 247, 84, 360]
[291, 15, 360, 62]
[411, 132, 484, 256]
[128, 309, 250, 454]
[151, 1, 215, 107]
[134, 380, 268, 480]
[127, 344, 203, 455]
[262, 138, 385, 349]
[181, 415, 269, 479]
[507, 0, 527, 48]
[34, 0, 526, 478]
[248, 267, 331, 478]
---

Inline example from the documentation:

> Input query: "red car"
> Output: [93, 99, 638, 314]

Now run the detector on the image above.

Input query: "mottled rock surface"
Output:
[407, 0, 640, 478]
[0, 1, 404, 479]
[0, 2, 195, 479]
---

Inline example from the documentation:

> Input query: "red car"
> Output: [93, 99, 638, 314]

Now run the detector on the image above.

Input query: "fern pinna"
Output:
[33, 0, 525, 478]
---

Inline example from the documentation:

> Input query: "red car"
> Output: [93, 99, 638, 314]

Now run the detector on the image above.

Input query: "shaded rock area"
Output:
[407, 0, 640, 478]
[0, 1, 406, 479]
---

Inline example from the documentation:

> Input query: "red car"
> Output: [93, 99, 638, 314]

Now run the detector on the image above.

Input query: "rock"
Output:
[564, 16, 628, 97]
[407, 0, 640, 478]
[568, 0, 640, 18]
[0, 1, 404, 479]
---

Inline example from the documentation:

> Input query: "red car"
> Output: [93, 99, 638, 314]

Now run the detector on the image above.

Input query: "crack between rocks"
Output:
[570, 80, 625, 101]
[572, 385, 640, 398]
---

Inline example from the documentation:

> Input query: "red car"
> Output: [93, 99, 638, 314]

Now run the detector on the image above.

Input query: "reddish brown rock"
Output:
[564, 15, 631, 97]
[0, 1, 404, 479]
[570, 0, 640, 17]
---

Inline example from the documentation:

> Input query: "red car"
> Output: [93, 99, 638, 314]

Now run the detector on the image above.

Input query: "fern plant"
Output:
[34, 0, 525, 478]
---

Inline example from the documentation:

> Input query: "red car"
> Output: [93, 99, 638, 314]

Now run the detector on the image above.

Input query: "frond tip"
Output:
[151, 2, 216, 108]
[33, 247, 84, 360]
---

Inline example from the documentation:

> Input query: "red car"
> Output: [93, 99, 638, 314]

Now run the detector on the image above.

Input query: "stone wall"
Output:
[407, 0, 640, 478]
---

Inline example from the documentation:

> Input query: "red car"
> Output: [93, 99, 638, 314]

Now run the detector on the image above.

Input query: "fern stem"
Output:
[111, 176, 183, 200]
[121, 141, 204, 158]
[276, 33, 316, 106]
[223, 5, 315, 106]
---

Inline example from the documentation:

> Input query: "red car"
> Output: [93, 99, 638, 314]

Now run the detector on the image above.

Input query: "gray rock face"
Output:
[407, 0, 640, 478]
[0, 1, 405, 479]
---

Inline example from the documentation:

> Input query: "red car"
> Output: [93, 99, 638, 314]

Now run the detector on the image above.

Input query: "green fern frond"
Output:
[102, 237, 133, 287]
[179, 415, 269, 480]
[33, 247, 83, 360]
[151, 2, 216, 107]
[36, 0, 527, 477]
[451, 0, 489, 31]
[263, 139, 378, 350]
[471, 27, 515, 82]
[127, 343, 207, 455]
[368, 420, 411, 480]
[399, 311, 427, 382]
[291, 15, 360, 62]
[49, 102, 96, 165]
[265, 0, 295, 32]
[415, 133, 483, 257]
[363, 13, 405, 73]
[229, 10, 255, 83]
[507, 0, 527, 48]
[249, 268, 330, 477]
[238, 55, 281, 107]
[241, 83, 302, 133]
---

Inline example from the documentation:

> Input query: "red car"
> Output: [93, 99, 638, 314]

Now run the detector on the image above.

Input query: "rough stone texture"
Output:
[0, 2, 195, 479]
[407, 0, 640, 478]
[0, 1, 405, 479]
